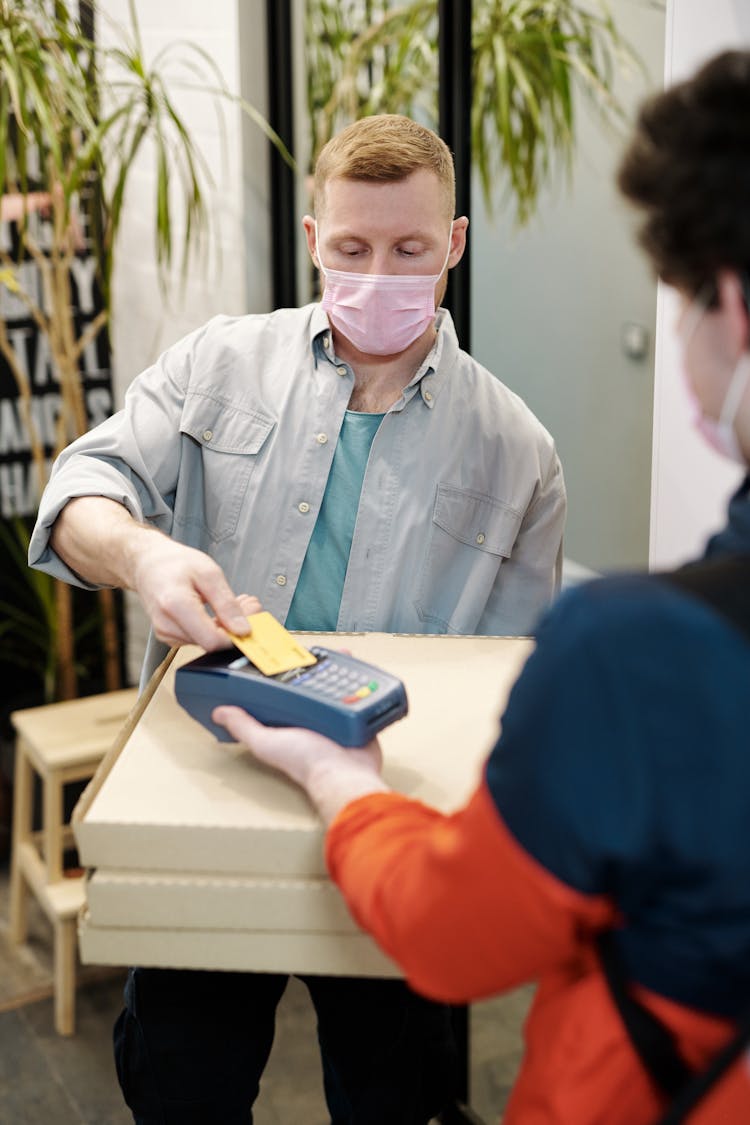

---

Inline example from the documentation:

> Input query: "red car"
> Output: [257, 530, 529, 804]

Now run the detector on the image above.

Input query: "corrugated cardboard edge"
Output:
[78, 911, 400, 977]
[72, 647, 178, 829]
[86, 868, 361, 933]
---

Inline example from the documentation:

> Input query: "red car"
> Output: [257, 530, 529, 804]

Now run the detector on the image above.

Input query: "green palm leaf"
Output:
[305, 0, 646, 226]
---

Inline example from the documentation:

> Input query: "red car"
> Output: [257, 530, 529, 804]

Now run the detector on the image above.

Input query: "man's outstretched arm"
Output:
[51, 496, 253, 650]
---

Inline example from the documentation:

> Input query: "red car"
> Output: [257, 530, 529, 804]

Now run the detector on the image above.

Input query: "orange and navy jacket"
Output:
[326, 494, 750, 1123]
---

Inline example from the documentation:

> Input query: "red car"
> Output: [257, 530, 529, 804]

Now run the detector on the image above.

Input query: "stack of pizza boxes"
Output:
[74, 633, 533, 975]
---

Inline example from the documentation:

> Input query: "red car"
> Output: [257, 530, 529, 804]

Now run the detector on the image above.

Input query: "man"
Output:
[213, 60, 750, 1125]
[30, 114, 565, 1124]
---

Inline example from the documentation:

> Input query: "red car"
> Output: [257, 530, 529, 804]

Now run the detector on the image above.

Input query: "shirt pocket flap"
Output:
[180, 393, 276, 454]
[433, 485, 522, 558]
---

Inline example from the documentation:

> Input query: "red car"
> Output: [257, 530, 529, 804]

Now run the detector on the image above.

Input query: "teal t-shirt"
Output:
[285, 410, 384, 631]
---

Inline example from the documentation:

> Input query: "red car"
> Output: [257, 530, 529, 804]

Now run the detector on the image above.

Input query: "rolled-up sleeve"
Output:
[29, 323, 205, 587]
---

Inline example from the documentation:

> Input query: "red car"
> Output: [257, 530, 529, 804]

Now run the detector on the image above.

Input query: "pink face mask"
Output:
[315, 222, 453, 356]
[678, 292, 750, 466]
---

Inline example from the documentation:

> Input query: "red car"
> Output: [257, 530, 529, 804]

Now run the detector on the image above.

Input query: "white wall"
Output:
[470, 0, 665, 574]
[97, 0, 273, 679]
[650, 0, 750, 568]
[99, 0, 271, 403]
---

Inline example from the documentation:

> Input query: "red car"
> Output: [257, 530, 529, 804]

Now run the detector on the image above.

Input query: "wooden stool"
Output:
[8, 688, 138, 1035]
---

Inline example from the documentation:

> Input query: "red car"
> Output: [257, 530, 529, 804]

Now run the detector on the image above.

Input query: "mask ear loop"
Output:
[718, 272, 750, 429]
[438, 222, 454, 278]
[718, 354, 750, 434]
[681, 279, 717, 343]
[313, 220, 328, 277]
[717, 274, 750, 459]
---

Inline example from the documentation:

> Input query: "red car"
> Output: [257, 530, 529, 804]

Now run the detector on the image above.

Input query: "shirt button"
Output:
[316, 432, 328, 444]
[298, 502, 310, 514]
[323, 335, 331, 349]
[276, 575, 287, 586]
[476, 532, 486, 545]
[423, 390, 433, 403]
[336, 365, 348, 376]
[202, 429, 213, 442]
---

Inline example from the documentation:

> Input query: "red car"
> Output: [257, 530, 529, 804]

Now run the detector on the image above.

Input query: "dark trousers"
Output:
[114, 967, 459, 1124]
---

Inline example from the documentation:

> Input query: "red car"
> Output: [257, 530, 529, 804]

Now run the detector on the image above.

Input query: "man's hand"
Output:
[50, 496, 257, 650]
[211, 707, 388, 825]
[129, 531, 258, 649]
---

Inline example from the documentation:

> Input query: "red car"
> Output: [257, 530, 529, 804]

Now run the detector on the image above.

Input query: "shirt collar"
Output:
[310, 302, 334, 361]
[402, 308, 455, 409]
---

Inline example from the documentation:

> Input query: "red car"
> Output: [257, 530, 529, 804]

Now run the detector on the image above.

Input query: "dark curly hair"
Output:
[618, 50, 750, 298]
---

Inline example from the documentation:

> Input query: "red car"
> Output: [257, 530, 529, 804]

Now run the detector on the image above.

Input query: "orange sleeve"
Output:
[325, 780, 617, 1003]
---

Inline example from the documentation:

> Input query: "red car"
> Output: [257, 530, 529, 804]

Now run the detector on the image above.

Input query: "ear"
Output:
[716, 270, 750, 355]
[301, 215, 319, 268]
[448, 216, 469, 269]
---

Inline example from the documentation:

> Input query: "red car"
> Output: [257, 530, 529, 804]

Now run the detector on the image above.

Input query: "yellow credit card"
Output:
[227, 611, 317, 676]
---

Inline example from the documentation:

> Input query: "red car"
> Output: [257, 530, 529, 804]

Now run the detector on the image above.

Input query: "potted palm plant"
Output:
[305, 0, 642, 225]
[0, 0, 290, 705]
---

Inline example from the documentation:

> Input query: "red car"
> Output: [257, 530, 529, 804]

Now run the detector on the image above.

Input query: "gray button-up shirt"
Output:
[30, 304, 566, 679]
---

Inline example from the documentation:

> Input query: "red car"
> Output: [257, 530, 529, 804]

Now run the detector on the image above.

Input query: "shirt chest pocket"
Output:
[415, 484, 522, 632]
[177, 394, 276, 542]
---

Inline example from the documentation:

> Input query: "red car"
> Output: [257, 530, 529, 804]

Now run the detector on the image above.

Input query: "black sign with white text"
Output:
[0, 213, 113, 519]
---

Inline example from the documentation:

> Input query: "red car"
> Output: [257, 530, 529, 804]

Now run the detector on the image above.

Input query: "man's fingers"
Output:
[237, 594, 262, 617]
[153, 598, 231, 651]
[195, 570, 252, 636]
[132, 540, 257, 649]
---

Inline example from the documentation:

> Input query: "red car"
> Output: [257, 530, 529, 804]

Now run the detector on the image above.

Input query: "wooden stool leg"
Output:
[43, 772, 65, 883]
[8, 744, 34, 944]
[54, 917, 77, 1036]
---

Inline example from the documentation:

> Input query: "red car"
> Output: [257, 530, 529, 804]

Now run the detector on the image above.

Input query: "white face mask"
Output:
[315, 221, 453, 356]
[678, 291, 750, 466]
[691, 355, 750, 464]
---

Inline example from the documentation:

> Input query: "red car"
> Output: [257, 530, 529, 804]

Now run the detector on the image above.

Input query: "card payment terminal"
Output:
[175, 646, 409, 747]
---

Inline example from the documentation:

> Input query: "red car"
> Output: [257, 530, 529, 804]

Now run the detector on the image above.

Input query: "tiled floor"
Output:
[0, 863, 531, 1124]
